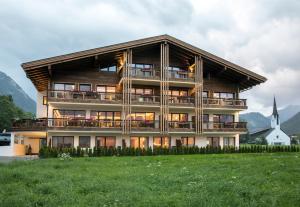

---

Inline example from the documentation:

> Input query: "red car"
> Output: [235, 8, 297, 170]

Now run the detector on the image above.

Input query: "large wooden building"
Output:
[9, 35, 266, 155]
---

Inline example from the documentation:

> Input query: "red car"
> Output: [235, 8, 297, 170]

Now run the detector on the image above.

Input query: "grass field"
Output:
[0, 153, 299, 207]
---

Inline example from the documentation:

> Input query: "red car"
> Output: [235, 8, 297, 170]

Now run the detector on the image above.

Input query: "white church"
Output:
[250, 97, 291, 145]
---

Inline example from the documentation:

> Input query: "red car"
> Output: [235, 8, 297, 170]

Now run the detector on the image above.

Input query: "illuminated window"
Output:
[181, 137, 195, 147]
[96, 136, 116, 147]
[43, 96, 47, 105]
[53, 109, 85, 119]
[52, 136, 74, 148]
[96, 85, 116, 93]
[130, 137, 148, 148]
[213, 92, 234, 99]
[153, 137, 170, 148]
[168, 113, 188, 122]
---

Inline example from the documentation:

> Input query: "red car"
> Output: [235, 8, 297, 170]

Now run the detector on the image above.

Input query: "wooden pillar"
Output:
[195, 56, 203, 135]
[160, 42, 169, 134]
[122, 49, 132, 135]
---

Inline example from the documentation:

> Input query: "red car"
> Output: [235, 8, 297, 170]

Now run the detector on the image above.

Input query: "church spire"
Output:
[272, 96, 279, 125]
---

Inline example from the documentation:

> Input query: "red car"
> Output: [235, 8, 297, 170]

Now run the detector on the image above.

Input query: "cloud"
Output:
[0, 0, 299, 115]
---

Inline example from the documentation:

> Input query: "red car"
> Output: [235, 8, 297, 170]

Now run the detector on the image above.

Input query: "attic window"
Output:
[99, 65, 117, 72]
[277, 135, 279, 139]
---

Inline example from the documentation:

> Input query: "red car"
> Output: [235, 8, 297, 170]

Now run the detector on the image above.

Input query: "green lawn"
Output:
[0, 153, 299, 207]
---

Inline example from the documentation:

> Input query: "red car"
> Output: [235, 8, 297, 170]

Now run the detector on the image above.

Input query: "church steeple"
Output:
[271, 96, 280, 128]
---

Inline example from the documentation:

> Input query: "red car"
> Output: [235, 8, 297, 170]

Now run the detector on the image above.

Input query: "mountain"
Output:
[0, 71, 36, 113]
[268, 105, 300, 123]
[240, 112, 270, 133]
[281, 112, 300, 135]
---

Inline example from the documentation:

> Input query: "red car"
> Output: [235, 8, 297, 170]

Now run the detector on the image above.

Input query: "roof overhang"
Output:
[21, 34, 267, 91]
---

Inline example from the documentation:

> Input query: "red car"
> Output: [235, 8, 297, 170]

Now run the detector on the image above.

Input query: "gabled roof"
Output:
[21, 34, 267, 91]
[250, 128, 274, 138]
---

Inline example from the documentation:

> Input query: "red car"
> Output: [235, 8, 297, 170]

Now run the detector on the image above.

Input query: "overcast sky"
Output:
[0, 0, 299, 115]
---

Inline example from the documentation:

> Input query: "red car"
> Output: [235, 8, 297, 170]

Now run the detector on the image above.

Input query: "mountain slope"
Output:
[0, 71, 36, 113]
[240, 112, 270, 133]
[281, 112, 300, 135]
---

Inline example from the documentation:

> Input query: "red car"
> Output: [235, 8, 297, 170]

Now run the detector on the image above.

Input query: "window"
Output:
[43, 96, 47, 105]
[96, 136, 116, 147]
[207, 137, 219, 147]
[79, 84, 91, 92]
[52, 136, 74, 148]
[168, 89, 188, 96]
[202, 91, 208, 98]
[130, 112, 154, 121]
[168, 113, 188, 122]
[91, 111, 121, 121]
[79, 136, 90, 148]
[53, 83, 75, 91]
[181, 137, 195, 147]
[96, 85, 116, 93]
[168, 66, 186, 72]
[131, 88, 154, 95]
[53, 109, 86, 119]
[213, 92, 234, 99]
[213, 114, 234, 123]
[131, 63, 153, 69]
[130, 137, 148, 148]
[99, 65, 117, 72]
[153, 137, 170, 148]
[223, 137, 235, 147]
[203, 114, 209, 122]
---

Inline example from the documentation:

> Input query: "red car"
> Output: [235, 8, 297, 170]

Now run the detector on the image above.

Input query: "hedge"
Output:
[39, 145, 300, 158]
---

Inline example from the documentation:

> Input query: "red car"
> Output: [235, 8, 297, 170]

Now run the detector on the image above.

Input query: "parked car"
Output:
[0, 133, 11, 146]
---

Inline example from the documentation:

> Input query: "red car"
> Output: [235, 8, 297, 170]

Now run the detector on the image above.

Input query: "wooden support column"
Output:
[122, 49, 132, 135]
[195, 56, 203, 135]
[160, 42, 169, 134]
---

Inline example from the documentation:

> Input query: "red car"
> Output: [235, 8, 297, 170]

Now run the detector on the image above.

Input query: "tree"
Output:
[0, 95, 34, 131]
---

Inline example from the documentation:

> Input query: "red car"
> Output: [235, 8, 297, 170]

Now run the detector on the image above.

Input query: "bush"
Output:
[39, 144, 300, 159]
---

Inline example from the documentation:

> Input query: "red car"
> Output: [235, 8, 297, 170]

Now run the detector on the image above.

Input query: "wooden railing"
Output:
[48, 90, 123, 103]
[131, 94, 160, 104]
[12, 119, 247, 132]
[129, 68, 160, 79]
[168, 71, 195, 81]
[168, 96, 195, 105]
[203, 98, 247, 108]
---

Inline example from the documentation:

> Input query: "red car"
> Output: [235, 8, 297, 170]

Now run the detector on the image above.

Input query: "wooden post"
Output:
[160, 42, 169, 134]
[194, 56, 203, 134]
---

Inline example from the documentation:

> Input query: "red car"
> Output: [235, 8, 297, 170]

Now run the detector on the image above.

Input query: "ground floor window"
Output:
[79, 136, 91, 148]
[52, 136, 74, 148]
[223, 137, 235, 147]
[130, 137, 148, 148]
[153, 137, 170, 148]
[181, 137, 195, 147]
[208, 137, 220, 147]
[96, 136, 116, 147]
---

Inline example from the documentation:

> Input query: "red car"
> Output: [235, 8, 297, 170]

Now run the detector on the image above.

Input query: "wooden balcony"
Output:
[12, 119, 47, 131]
[48, 90, 122, 104]
[129, 68, 160, 80]
[131, 94, 160, 105]
[11, 119, 247, 133]
[168, 71, 195, 82]
[169, 96, 195, 107]
[203, 98, 247, 109]
[203, 122, 247, 132]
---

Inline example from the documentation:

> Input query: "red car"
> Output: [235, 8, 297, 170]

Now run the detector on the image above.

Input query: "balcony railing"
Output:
[203, 122, 247, 131]
[131, 94, 160, 105]
[203, 98, 247, 109]
[169, 96, 195, 106]
[48, 119, 122, 129]
[168, 71, 195, 82]
[168, 121, 195, 131]
[48, 90, 122, 103]
[12, 118, 47, 131]
[130, 68, 160, 79]
[12, 119, 247, 132]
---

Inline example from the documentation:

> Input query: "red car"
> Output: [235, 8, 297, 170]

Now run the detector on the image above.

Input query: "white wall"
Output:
[37, 91, 47, 118]
[266, 129, 290, 145]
